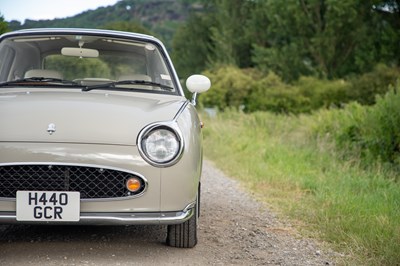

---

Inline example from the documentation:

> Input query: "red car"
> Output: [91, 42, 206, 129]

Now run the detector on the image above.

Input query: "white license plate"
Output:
[16, 191, 80, 222]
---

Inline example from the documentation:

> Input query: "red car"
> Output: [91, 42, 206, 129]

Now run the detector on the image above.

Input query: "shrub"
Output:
[348, 64, 400, 105]
[295, 76, 351, 109]
[199, 65, 258, 110]
[361, 87, 400, 165]
[245, 73, 311, 114]
[313, 83, 400, 173]
[200, 64, 400, 115]
[246, 74, 350, 114]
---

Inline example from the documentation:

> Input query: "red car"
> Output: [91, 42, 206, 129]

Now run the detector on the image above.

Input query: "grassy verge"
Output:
[201, 110, 400, 265]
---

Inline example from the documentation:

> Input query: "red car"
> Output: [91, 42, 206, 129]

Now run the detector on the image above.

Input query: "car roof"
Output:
[0, 28, 162, 45]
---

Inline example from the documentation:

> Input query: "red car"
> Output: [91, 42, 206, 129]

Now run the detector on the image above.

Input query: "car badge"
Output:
[47, 123, 56, 135]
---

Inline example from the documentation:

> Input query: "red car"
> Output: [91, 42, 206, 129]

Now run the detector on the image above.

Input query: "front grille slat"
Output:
[0, 165, 146, 199]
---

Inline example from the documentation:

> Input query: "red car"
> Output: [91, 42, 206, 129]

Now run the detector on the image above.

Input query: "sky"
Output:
[0, 0, 120, 22]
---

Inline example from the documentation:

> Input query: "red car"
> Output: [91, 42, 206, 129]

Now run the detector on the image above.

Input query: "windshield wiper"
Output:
[0, 77, 82, 87]
[82, 80, 174, 92]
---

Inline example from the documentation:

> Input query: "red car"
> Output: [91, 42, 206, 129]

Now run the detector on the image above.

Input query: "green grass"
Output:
[201, 110, 400, 265]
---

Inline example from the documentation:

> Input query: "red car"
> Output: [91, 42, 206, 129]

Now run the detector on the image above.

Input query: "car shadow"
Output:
[0, 224, 167, 244]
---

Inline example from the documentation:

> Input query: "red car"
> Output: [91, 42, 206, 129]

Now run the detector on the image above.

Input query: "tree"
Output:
[172, 0, 254, 77]
[250, 0, 400, 80]
[372, 0, 400, 66]
[173, 0, 400, 81]
[102, 21, 152, 35]
[374, 0, 400, 28]
[0, 14, 9, 34]
[172, 12, 214, 78]
[206, 0, 253, 68]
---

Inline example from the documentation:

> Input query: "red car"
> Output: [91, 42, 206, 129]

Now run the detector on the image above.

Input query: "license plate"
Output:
[16, 191, 80, 222]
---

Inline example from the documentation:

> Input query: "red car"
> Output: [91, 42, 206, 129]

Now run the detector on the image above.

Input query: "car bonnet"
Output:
[0, 89, 187, 146]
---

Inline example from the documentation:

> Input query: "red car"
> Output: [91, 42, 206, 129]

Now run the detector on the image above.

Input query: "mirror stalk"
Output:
[191, 92, 198, 106]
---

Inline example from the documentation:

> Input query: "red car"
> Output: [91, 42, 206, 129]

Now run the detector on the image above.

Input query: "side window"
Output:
[0, 46, 15, 82]
[146, 48, 173, 87]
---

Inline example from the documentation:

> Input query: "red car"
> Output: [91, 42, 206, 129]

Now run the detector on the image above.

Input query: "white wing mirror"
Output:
[186, 74, 211, 105]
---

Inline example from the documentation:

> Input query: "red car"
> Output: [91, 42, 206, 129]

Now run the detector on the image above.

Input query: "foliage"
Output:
[172, 12, 213, 79]
[199, 65, 256, 110]
[250, 0, 397, 80]
[0, 14, 8, 34]
[175, 0, 400, 112]
[201, 63, 399, 114]
[172, 0, 253, 75]
[0, 14, 9, 34]
[347, 64, 400, 105]
[245, 72, 311, 114]
[202, 109, 400, 265]
[205, 0, 253, 68]
[173, 0, 400, 82]
[7, 0, 197, 49]
[246, 75, 352, 114]
[363, 88, 400, 164]
[102, 21, 152, 35]
[296, 77, 350, 109]
[314, 84, 400, 168]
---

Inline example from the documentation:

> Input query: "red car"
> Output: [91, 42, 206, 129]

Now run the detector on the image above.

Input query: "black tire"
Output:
[166, 203, 198, 248]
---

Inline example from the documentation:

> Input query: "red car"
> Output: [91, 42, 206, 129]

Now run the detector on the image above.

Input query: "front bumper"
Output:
[0, 142, 200, 213]
[0, 204, 195, 225]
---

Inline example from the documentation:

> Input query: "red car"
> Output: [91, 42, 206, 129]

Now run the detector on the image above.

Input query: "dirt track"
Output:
[0, 160, 337, 265]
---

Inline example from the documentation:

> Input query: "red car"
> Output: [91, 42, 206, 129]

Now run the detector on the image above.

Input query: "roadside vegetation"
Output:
[201, 88, 400, 265]
[174, 2, 400, 263]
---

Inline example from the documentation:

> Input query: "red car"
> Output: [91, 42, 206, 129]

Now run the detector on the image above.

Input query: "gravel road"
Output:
[0, 160, 337, 265]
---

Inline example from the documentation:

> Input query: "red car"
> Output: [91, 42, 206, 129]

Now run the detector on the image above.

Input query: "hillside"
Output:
[7, 0, 201, 48]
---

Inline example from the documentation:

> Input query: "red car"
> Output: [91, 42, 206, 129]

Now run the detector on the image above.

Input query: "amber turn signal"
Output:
[126, 177, 142, 192]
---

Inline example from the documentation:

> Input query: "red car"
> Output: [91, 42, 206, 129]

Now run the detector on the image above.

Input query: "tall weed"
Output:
[313, 85, 400, 176]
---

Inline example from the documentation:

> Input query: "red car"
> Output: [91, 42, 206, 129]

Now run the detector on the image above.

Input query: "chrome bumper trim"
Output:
[0, 208, 194, 225]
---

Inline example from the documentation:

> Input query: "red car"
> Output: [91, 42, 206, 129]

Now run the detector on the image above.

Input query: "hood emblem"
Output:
[47, 123, 56, 135]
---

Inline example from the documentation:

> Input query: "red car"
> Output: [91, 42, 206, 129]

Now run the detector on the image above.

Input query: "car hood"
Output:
[0, 89, 186, 146]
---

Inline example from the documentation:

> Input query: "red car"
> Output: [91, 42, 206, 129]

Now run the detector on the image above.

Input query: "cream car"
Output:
[0, 28, 210, 248]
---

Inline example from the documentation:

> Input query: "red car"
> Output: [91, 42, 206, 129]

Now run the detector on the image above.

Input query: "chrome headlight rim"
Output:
[137, 122, 184, 167]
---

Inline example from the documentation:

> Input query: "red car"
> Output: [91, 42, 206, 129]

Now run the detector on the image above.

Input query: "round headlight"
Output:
[141, 127, 181, 164]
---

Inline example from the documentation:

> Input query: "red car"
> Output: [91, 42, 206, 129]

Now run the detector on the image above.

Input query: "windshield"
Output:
[0, 33, 178, 94]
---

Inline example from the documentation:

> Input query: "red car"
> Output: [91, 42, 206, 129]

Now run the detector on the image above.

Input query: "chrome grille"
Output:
[0, 164, 146, 199]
